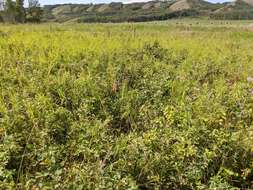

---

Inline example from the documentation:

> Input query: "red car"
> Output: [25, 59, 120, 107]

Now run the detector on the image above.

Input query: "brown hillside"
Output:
[241, 0, 253, 5]
[169, 0, 191, 11]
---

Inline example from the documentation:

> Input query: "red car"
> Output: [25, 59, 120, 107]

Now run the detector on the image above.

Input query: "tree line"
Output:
[210, 10, 253, 20]
[0, 0, 42, 23]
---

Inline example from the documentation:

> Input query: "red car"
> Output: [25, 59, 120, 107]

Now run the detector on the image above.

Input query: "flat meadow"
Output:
[0, 20, 253, 189]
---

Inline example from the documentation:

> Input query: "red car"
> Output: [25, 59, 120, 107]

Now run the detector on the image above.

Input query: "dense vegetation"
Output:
[0, 0, 42, 23]
[0, 22, 253, 189]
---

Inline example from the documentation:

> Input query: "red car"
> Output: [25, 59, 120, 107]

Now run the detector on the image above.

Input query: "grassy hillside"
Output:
[1, 0, 252, 23]
[211, 0, 253, 19]
[41, 0, 253, 23]
[42, 0, 218, 23]
[0, 21, 253, 189]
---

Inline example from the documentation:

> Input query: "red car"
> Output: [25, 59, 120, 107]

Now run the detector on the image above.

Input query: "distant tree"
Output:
[0, 1, 4, 22]
[4, 0, 16, 22]
[15, 0, 25, 22]
[26, 0, 42, 22]
[1, 0, 25, 23]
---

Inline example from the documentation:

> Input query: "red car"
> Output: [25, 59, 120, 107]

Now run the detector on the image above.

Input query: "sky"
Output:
[38, 0, 232, 5]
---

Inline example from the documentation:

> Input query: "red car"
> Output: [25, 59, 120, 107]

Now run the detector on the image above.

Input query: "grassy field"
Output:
[0, 21, 253, 189]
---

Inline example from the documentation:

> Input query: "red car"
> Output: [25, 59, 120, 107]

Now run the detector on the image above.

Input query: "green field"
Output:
[0, 21, 253, 189]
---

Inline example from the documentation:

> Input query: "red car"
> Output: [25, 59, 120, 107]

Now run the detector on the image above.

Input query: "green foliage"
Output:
[15, 0, 25, 23]
[0, 13, 3, 22]
[26, 0, 43, 23]
[0, 23, 253, 189]
[1, 0, 42, 23]
[4, 0, 16, 22]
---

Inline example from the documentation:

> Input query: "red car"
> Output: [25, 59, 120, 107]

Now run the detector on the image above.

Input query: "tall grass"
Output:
[0, 23, 253, 189]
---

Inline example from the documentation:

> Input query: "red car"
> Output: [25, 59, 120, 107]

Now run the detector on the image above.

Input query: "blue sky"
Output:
[38, 0, 232, 5]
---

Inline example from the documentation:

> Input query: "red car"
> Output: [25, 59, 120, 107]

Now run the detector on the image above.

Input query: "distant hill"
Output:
[242, 0, 253, 6]
[210, 0, 253, 19]
[40, 0, 253, 22]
